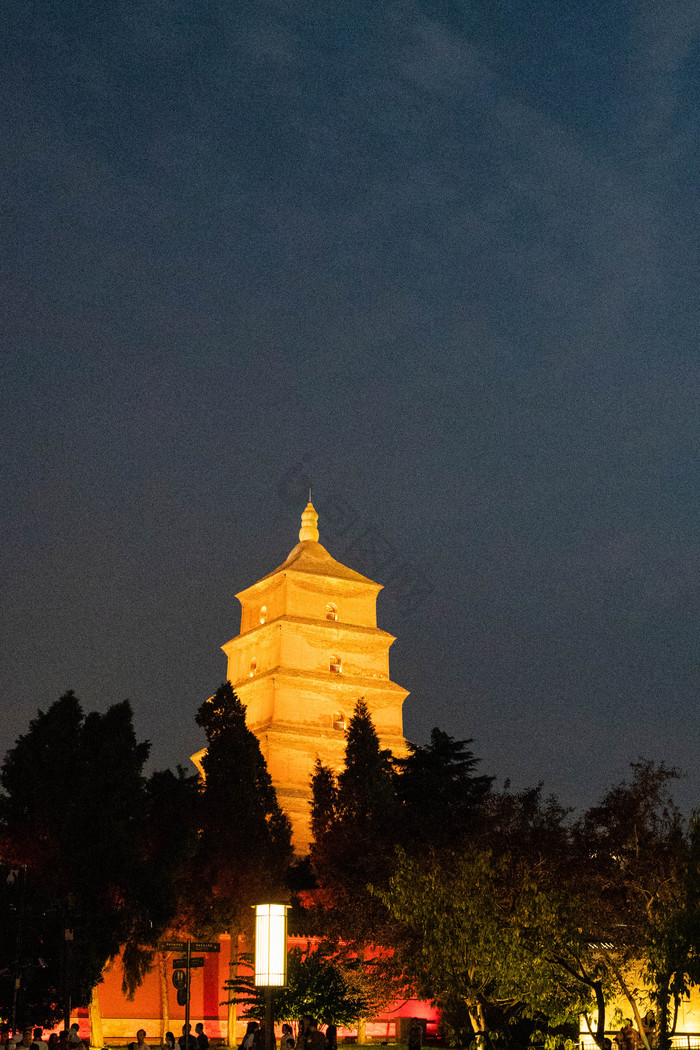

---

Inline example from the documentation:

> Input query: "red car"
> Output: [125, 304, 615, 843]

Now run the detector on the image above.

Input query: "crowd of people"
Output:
[3, 1016, 420, 1050]
[154, 1024, 210, 1050]
[1, 1025, 84, 1050]
[238, 1017, 337, 1050]
[123, 1019, 341, 1050]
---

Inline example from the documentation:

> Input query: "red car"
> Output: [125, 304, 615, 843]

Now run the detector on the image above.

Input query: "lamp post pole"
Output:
[185, 939, 192, 1050]
[10, 865, 27, 1033]
[265, 989, 273, 1050]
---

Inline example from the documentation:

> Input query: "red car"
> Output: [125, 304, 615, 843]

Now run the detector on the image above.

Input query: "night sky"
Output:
[3, 0, 700, 815]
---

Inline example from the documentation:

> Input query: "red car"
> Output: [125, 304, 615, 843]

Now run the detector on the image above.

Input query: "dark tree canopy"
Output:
[6, 676, 698, 1050]
[0, 692, 172, 1024]
[227, 945, 369, 1027]
[571, 761, 697, 1050]
[379, 758, 700, 1050]
[181, 681, 292, 937]
[306, 699, 411, 1022]
[309, 700, 397, 940]
[309, 759, 337, 846]
[394, 727, 494, 849]
[336, 698, 396, 835]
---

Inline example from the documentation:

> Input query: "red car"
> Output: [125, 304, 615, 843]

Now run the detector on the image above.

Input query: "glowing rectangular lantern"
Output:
[254, 904, 288, 987]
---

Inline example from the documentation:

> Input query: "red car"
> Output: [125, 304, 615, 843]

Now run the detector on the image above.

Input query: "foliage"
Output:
[644, 812, 700, 1014]
[394, 728, 494, 850]
[336, 698, 396, 836]
[306, 699, 412, 1018]
[376, 779, 612, 1048]
[378, 845, 593, 1048]
[0, 863, 64, 1028]
[378, 760, 700, 1050]
[308, 699, 397, 944]
[122, 764, 201, 995]
[307, 713, 515, 1029]
[0, 692, 176, 1024]
[178, 682, 293, 939]
[227, 946, 369, 1026]
[142, 766, 201, 926]
[309, 761, 337, 847]
[572, 761, 700, 1050]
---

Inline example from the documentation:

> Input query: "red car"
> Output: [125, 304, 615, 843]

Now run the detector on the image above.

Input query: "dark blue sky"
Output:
[2, 0, 699, 814]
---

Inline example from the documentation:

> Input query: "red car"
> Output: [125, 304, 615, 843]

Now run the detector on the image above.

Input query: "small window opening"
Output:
[330, 656, 342, 675]
[333, 711, 346, 731]
[249, 659, 257, 677]
[325, 602, 338, 621]
[259, 605, 267, 624]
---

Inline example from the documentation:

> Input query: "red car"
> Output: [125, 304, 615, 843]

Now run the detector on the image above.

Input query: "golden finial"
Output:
[299, 501, 319, 542]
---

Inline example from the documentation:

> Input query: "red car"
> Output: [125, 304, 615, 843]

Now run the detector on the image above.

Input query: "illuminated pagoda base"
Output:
[78, 934, 438, 1046]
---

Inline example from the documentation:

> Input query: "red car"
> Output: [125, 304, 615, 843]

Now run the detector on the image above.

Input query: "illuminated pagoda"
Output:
[194, 501, 409, 850]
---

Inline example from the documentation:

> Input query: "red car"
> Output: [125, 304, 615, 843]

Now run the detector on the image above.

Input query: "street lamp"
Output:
[254, 905, 289, 1050]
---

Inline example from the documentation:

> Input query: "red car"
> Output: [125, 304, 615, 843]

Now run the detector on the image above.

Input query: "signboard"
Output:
[158, 940, 221, 953]
[173, 957, 204, 968]
[172, 969, 187, 990]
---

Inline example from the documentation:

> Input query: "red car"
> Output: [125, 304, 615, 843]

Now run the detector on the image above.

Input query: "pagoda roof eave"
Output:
[221, 615, 396, 649]
[229, 665, 409, 697]
[235, 540, 382, 598]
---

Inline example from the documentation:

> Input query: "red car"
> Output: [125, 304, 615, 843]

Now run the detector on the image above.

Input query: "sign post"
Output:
[158, 939, 222, 1050]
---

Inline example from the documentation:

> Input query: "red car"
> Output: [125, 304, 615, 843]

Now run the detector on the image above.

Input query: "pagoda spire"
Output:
[299, 501, 319, 542]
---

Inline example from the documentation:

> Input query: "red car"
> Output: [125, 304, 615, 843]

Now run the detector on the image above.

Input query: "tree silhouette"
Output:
[0, 692, 164, 1023]
[394, 727, 493, 850]
[308, 699, 404, 1022]
[180, 681, 292, 938]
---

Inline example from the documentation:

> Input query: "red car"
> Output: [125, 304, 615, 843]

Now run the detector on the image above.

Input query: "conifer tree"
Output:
[308, 705, 396, 944]
[310, 759, 337, 846]
[307, 700, 413, 1033]
[394, 727, 494, 850]
[336, 698, 396, 840]
[181, 681, 293, 938]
